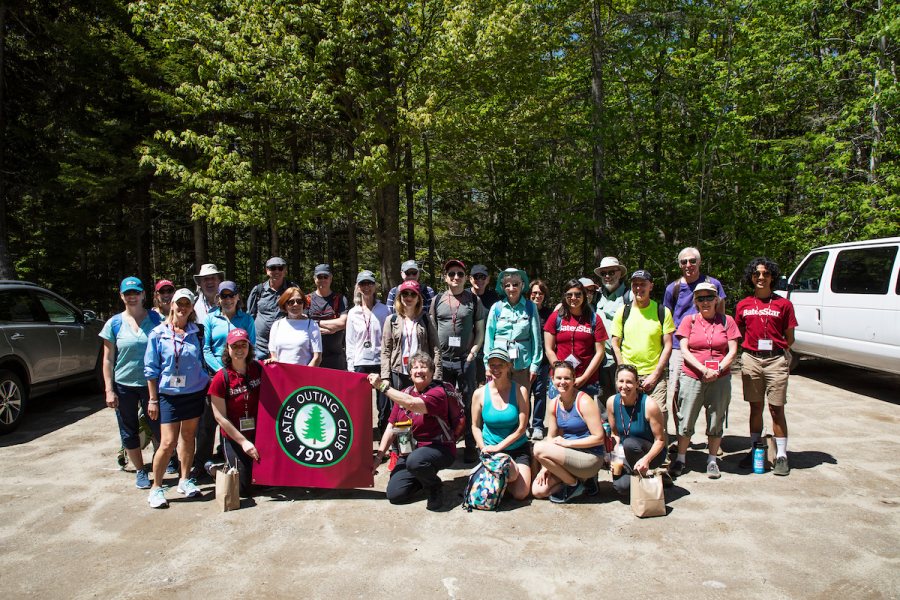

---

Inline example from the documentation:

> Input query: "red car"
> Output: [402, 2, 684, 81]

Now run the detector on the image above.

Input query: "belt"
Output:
[745, 348, 784, 358]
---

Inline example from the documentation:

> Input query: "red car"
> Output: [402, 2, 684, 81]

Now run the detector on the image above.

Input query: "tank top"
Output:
[555, 392, 603, 455]
[613, 393, 653, 442]
[482, 383, 527, 450]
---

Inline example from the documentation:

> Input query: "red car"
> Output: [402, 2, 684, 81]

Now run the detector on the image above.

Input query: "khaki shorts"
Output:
[741, 352, 789, 406]
[642, 375, 668, 415]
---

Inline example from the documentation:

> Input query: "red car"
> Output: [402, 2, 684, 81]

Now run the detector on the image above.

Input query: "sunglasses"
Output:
[157, 288, 175, 294]
[472, 274, 487, 280]
[752, 271, 771, 278]
[680, 258, 698, 266]
[400, 291, 418, 298]
[285, 298, 305, 307]
[446, 271, 465, 278]
[597, 270, 618, 277]
[219, 293, 237, 300]
[565, 292, 583, 299]
[404, 270, 419, 276]
[267, 265, 285, 271]
[696, 295, 716, 303]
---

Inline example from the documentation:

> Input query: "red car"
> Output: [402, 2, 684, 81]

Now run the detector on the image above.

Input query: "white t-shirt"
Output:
[269, 318, 322, 365]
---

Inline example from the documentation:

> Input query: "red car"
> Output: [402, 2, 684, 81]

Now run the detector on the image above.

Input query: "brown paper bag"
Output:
[215, 467, 240, 512]
[631, 473, 666, 518]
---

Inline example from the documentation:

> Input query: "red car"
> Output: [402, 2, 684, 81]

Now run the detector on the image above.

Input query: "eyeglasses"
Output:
[267, 265, 285, 271]
[219, 293, 236, 300]
[404, 270, 419, 277]
[316, 274, 331, 279]
[446, 271, 465, 278]
[158, 287, 175, 294]
[680, 258, 698, 266]
[472, 274, 487, 280]
[285, 299, 304, 307]
[752, 271, 771, 279]
[530, 290, 544, 296]
[565, 292, 583, 299]
[696, 295, 716, 303]
[597, 270, 618, 277]
[400, 291, 418, 298]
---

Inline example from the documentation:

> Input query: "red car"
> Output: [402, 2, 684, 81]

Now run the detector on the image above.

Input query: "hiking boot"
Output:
[707, 461, 721, 479]
[738, 451, 754, 470]
[176, 478, 201, 498]
[773, 456, 790, 476]
[148, 487, 168, 509]
[667, 459, 685, 478]
[135, 468, 151, 489]
[550, 481, 585, 504]
[584, 477, 599, 496]
[426, 485, 444, 511]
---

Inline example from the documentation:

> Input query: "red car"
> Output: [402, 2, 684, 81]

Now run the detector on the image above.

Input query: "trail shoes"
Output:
[773, 456, 790, 476]
[426, 485, 444, 511]
[166, 456, 179, 475]
[584, 477, 599, 497]
[707, 461, 721, 479]
[176, 478, 201, 498]
[667, 460, 685, 478]
[550, 481, 585, 504]
[148, 488, 168, 509]
[135, 468, 151, 489]
[531, 427, 545, 441]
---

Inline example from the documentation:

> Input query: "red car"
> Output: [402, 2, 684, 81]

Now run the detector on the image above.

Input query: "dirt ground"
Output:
[1, 359, 898, 599]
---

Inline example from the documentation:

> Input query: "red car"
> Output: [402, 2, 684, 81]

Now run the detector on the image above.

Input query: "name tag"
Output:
[564, 354, 581, 368]
[508, 345, 519, 359]
[170, 375, 186, 388]
[239, 417, 256, 432]
[758, 339, 773, 351]
[704, 360, 720, 371]
[448, 336, 462, 348]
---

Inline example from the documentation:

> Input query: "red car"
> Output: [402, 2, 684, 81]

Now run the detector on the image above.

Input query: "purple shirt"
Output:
[663, 274, 726, 350]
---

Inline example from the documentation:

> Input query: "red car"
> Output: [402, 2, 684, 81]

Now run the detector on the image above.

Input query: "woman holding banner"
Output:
[368, 351, 455, 511]
[208, 328, 261, 497]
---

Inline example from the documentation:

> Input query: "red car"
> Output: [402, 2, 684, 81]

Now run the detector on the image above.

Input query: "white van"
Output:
[779, 237, 900, 375]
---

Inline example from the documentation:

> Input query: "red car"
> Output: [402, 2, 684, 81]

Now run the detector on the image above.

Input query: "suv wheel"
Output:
[0, 370, 27, 434]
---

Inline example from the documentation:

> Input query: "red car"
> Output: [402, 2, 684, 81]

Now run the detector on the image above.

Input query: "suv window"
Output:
[36, 294, 78, 324]
[0, 290, 41, 322]
[831, 246, 898, 295]
[791, 252, 828, 292]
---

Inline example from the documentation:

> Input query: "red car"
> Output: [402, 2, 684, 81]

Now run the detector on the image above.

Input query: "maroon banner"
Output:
[252, 363, 373, 489]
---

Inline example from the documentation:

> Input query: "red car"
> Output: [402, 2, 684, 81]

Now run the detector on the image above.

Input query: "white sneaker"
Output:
[148, 487, 168, 509]
[177, 478, 201, 498]
[531, 427, 544, 441]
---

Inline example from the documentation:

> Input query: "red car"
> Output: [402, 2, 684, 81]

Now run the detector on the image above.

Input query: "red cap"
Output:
[443, 259, 466, 272]
[398, 280, 421, 295]
[155, 279, 174, 292]
[226, 328, 250, 345]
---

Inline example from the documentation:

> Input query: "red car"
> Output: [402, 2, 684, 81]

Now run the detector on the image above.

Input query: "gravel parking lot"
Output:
[1, 359, 898, 599]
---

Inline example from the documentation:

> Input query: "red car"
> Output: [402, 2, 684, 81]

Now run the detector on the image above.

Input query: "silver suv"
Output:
[0, 281, 103, 433]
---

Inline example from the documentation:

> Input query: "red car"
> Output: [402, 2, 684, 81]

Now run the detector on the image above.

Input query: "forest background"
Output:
[1, 0, 897, 316]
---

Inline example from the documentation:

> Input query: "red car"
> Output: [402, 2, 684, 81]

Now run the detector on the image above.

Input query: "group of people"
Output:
[101, 247, 797, 511]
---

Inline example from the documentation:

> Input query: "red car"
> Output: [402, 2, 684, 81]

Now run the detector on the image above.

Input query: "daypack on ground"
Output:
[462, 452, 513, 512]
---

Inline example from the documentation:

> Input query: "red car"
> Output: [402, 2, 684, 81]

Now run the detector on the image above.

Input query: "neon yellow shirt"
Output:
[611, 301, 675, 375]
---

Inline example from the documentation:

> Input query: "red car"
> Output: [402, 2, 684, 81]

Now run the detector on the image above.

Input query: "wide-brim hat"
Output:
[193, 263, 224, 284]
[594, 257, 628, 278]
[495, 268, 530, 301]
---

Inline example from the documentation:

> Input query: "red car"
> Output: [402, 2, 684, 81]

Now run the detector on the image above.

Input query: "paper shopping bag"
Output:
[215, 467, 241, 512]
[630, 473, 666, 518]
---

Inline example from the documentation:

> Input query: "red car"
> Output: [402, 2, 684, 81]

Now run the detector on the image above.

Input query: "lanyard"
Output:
[697, 315, 717, 349]
[753, 297, 771, 338]
[362, 307, 373, 343]
[169, 324, 185, 374]
[617, 396, 639, 438]
[447, 292, 461, 335]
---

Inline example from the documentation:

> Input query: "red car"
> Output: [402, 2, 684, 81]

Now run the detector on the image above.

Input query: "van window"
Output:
[791, 252, 828, 292]
[831, 246, 898, 295]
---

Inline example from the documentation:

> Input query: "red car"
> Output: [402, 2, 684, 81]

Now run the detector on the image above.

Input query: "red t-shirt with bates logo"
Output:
[208, 362, 262, 440]
[734, 295, 798, 352]
[543, 311, 609, 383]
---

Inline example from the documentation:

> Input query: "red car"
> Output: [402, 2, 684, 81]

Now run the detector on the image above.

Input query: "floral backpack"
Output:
[462, 452, 513, 512]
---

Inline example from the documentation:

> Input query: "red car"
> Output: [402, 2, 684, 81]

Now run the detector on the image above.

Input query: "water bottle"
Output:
[753, 443, 766, 474]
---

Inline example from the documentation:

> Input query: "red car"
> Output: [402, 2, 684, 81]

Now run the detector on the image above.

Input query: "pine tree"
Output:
[302, 405, 327, 447]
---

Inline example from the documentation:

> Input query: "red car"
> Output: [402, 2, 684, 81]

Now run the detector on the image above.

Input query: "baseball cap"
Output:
[579, 277, 598, 289]
[314, 263, 332, 276]
[693, 282, 718, 295]
[398, 280, 421, 295]
[471, 264, 489, 277]
[218, 281, 238, 295]
[486, 347, 511, 362]
[226, 328, 250, 345]
[630, 269, 653, 281]
[401, 259, 419, 273]
[155, 279, 174, 292]
[443, 259, 465, 272]
[266, 257, 286, 268]
[172, 288, 196, 304]
[120, 277, 143, 294]
[356, 270, 376, 285]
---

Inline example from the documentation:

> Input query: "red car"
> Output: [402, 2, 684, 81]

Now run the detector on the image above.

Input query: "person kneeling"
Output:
[370, 352, 456, 511]
[532, 361, 606, 503]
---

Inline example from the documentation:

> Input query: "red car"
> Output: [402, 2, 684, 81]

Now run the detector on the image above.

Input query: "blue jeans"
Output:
[114, 383, 160, 450]
[530, 362, 549, 430]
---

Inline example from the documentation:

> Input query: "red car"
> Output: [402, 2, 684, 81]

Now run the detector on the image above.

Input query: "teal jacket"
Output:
[484, 297, 544, 374]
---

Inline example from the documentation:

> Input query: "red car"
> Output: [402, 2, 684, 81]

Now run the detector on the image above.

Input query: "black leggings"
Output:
[223, 437, 255, 497]
[386, 445, 454, 504]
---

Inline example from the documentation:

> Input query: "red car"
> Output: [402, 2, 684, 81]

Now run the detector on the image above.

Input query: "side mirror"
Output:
[82, 310, 98, 323]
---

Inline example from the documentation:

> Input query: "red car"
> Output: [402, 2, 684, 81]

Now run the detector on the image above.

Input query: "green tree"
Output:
[302, 405, 327, 446]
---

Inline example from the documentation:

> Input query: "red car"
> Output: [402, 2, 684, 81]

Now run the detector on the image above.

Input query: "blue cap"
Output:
[120, 277, 143, 294]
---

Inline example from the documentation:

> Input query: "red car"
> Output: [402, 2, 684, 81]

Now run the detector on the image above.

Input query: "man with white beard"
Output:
[593, 257, 628, 411]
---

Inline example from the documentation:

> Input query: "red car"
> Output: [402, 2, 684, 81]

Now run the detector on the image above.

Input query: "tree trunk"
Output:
[424, 135, 435, 289]
[870, 0, 885, 181]
[249, 225, 259, 283]
[193, 218, 207, 272]
[0, 5, 14, 279]
[404, 140, 415, 259]
[224, 225, 236, 283]
[590, 0, 608, 264]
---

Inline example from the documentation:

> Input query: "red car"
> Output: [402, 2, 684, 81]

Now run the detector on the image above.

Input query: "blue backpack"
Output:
[108, 311, 163, 362]
[462, 452, 514, 512]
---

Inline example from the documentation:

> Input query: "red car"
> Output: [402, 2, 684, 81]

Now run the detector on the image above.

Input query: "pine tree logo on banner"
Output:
[276, 386, 354, 467]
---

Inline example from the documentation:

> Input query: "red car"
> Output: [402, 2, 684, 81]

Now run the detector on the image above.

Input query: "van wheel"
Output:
[788, 351, 801, 372]
[0, 370, 27, 434]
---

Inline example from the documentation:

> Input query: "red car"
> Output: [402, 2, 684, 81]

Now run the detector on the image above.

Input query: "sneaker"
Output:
[177, 478, 201, 498]
[531, 427, 544, 441]
[584, 477, 599, 496]
[426, 485, 444, 511]
[549, 481, 585, 504]
[773, 456, 790, 476]
[738, 451, 754, 470]
[204, 461, 224, 477]
[148, 487, 168, 509]
[707, 461, 721, 479]
[667, 459, 685, 478]
[166, 456, 179, 475]
[135, 468, 151, 489]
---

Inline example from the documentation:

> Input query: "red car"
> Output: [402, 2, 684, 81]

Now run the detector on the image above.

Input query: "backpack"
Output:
[462, 452, 514, 512]
[492, 297, 536, 322]
[671, 275, 713, 310]
[402, 381, 466, 443]
[221, 360, 263, 396]
[554, 310, 597, 333]
[306, 292, 344, 317]
[109, 310, 163, 362]
[620, 302, 665, 346]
